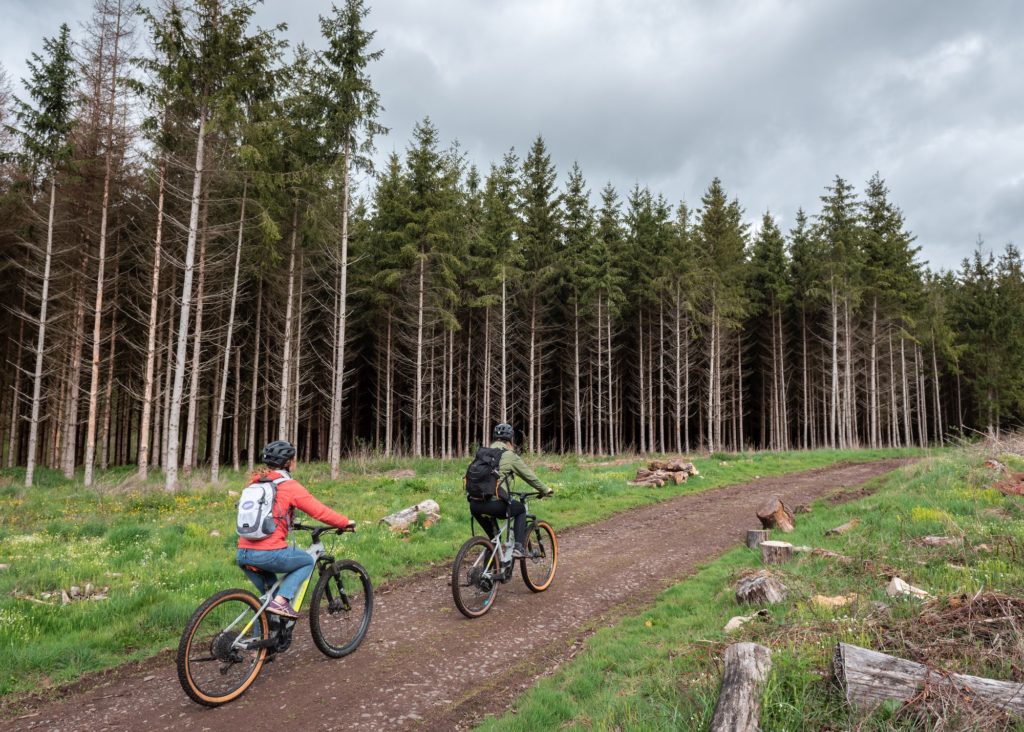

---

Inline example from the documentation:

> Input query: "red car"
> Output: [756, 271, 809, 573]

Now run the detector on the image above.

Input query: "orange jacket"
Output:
[237, 470, 349, 550]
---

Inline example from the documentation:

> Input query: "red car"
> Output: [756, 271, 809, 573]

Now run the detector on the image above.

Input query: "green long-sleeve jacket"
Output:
[491, 441, 551, 495]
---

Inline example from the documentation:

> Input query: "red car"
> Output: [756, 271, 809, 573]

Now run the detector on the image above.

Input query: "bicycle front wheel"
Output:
[177, 588, 269, 706]
[452, 536, 499, 618]
[521, 521, 558, 592]
[309, 560, 374, 658]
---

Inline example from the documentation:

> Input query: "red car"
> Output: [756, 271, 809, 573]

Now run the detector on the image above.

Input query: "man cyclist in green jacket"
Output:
[469, 423, 553, 558]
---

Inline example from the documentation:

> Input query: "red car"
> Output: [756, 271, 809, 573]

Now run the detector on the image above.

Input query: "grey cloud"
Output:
[4, 0, 1023, 269]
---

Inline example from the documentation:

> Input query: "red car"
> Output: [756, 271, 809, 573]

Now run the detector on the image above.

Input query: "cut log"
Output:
[746, 529, 770, 549]
[756, 497, 795, 533]
[671, 471, 687, 485]
[886, 576, 930, 599]
[760, 540, 793, 565]
[825, 518, 860, 536]
[832, 642, 1024, 716]
[709, 643, 773, 732]
[735, 570, 787, 605]
[648, 458, 698, 475]
[379, 499, 441, 532]
[922, 535, 961, 547]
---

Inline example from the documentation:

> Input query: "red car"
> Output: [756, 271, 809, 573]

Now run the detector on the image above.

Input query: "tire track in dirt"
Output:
[3, 459, 911, 732]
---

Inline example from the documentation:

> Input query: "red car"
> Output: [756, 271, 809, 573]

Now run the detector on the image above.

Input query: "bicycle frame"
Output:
[473, 496, 538, 582]
[231, 539, 327, 647]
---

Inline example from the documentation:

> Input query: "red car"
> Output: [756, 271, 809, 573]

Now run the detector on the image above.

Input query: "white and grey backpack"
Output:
[236, 473, 290, 540]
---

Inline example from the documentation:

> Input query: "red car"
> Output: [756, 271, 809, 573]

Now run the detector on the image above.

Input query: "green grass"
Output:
[473, 450, 1024, 732]
[0, 447, 924, 699]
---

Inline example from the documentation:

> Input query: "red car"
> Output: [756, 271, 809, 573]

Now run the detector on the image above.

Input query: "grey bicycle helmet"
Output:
[261, 440, 296, 468]
[492, 423, 514, 442]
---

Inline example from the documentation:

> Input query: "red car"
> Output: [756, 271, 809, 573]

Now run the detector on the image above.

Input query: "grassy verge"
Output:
[0, 447, 924, 699]
[474, 451, 1024, 732]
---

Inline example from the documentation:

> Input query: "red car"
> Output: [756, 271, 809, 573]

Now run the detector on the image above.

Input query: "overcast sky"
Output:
[3, 0, 1022, 271]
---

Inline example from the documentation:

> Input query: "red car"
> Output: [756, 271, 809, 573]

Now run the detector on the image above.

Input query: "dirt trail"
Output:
[4, 459, 910, 732]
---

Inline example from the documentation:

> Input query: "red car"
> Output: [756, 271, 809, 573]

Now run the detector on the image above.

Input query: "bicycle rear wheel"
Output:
[309, 560, 374, 658]
[177, 588, 269, 706]
[521, 521, 558, 592]
[452, 536, 499, 618]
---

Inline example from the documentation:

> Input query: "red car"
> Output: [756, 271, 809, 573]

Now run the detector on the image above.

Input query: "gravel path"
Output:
[3, 458, 910, 732]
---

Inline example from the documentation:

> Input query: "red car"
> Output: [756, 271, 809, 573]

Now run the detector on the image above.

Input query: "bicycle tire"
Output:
[520, 520, 558, 592]
[177, 588, 269, 707]
[451, 536, 499, 618]
[309, 559, 374, 658]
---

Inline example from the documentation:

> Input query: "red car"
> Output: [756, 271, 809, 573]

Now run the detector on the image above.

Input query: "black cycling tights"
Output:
[470, 498, 526, 546]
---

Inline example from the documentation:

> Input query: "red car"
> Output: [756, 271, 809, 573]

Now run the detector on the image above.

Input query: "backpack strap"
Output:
[268, 473, 292, 530]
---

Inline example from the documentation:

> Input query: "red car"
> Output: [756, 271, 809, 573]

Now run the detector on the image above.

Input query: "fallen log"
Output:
[379, 499, 441, 532]
[832, 642, 1024, 716]
[921, 535, 961, 547]
[825, 518, 860, 536]
[735, 570, 787, 605]
[709, 643, 773, 732]
[760, 540, 793, 565]
[746, 529, 770, 549]
[628, 467, 685, 487]
[648, 458, 699, 475]
[757, 497, 795, 533]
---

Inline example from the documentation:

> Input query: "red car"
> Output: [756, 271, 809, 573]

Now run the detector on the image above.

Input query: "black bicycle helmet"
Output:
[492, 423, 514, 442]
[261, 440, 296, 468]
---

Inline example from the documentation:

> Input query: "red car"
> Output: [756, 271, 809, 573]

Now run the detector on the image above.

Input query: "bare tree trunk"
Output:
[900, 336, 911, 448]
[7, 294, 26, 468]
[292, 265, 303, 446]
[98, 267, 119, 471]
[869, 298, 878, 448]
[463, 321, 471, 455]
[889, 330, 899, 447]
[328, 144, 351, 478]
[596, 294, 604, 455]
[829, 283, 839, 449]
[931, 335, 943, 446]
[160, 274, 176, 469]
[137, 162, 165, 478]
[801, 308, 809, 449]
[83, 0, 124, 485]
[211, 184, 246, 481]
[607, 306, 615, 455]
[528, 299, 537, 452]
[636, 310, 646, 453]
[232, 344, 240, 472]
[413, 252, 426, 457]
[573, 300, 582, 454]
[707, 304, 716, 453]
[164, 113, 207, 490]
[483, 305, 491, 444]
[384, 310, 393, 456]
[658, 301, 665, 452]
[778, 309, 788, 450]
[500, 273, 508, 423]
[278, 204, 299, 440]
[247, 283, 262, 473]
[25, 178, 58, 487]
[915, 344, 927, 447]
[183, 194, 210, 474]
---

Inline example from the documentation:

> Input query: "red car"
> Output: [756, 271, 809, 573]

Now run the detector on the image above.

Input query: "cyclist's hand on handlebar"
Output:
[343, 521, 356, 533]
[540, 488, 554, 499]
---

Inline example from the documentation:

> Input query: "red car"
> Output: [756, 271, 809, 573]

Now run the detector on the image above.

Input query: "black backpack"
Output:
[464, 447, 508, 500]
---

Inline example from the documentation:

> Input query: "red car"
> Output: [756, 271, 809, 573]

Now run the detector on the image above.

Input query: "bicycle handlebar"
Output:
[509, 490, 547, 500]
[292, 522, 354, 542]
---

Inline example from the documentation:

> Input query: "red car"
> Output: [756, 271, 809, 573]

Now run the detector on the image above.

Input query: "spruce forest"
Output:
[0, 0, 1019, 491]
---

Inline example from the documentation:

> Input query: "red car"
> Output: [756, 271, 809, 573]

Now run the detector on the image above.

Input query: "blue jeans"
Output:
[236, 546, 314, 601]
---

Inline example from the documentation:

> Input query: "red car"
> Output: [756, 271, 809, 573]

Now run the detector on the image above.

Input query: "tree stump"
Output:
[756, 497, 795, 533]
[745, 529, 770, 549]
[760, 540, 793, 565]
[735, 570, 787, 605]
[709, 642, 773, 732]
[379, 499, 441, 532]
[825, 518, 860, 536]
[833, 642, 1024, 715]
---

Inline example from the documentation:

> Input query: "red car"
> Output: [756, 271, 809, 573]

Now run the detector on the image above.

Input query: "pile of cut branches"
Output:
[627, 458, 699, 487]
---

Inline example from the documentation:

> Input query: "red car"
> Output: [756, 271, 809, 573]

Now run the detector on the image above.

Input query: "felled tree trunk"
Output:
[833, 643, 1024, 716]
[760, 540, 793, 565]
[710, 643, 773, 732]
[746, 529, 770, 549]
[735, 571, 787, 605]
[757, 497, 795, 532]
[825, 518, 860, 536]
[379, 499, 441, 532]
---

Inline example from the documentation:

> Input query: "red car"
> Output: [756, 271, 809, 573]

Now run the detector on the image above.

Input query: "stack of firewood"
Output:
[628, 458, 699, 487]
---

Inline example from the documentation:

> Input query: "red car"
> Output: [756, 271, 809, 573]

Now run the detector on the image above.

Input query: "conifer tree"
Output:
[12, 24, 77, 486]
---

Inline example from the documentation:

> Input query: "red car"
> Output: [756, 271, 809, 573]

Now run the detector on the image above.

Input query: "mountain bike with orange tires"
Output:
[177, 523, 372, 706]
[451, 491, 558, 618]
